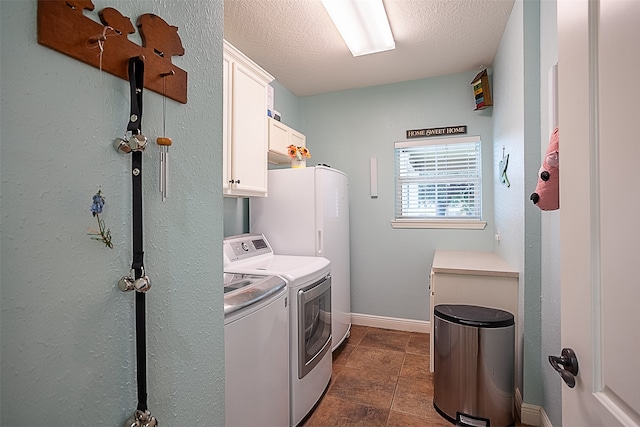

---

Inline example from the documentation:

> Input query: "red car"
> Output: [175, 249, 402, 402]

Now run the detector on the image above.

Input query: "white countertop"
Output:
[432, 250, 519, 278]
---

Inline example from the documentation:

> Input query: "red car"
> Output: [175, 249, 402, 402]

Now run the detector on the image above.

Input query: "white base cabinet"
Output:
[223, 40, 274, 197]
[429, 250, 519, 372]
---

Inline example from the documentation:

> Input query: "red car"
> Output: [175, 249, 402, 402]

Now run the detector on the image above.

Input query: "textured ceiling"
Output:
[224, 0, 515, 97]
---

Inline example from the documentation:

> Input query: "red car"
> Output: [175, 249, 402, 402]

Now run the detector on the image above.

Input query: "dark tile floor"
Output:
[303, 325, 527, 427]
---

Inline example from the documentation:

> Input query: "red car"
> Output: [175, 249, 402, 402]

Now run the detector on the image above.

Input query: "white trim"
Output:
[350, 312, 430, 333]
[549, 63, 559, 129]
[540, 406, 554, 427]
[594, 391, 640, 427]
[223, 39, 274, 83]
[521, 402, 541, 426]
[391, 219, 487, 230]
[521, 403, 553, 427]
[518, 386, 544, 427]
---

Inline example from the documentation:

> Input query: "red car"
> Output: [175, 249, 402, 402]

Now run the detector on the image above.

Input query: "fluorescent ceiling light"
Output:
[321, 0, 395, 57]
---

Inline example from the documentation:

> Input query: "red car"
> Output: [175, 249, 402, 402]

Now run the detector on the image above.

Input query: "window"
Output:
[392, 136, 485, 229]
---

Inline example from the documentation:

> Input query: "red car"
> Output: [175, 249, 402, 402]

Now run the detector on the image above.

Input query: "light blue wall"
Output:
[298, 72, 495, 321]
[271, 80, 301, 129]
[523, 0, 543, 408]
[493, 0, 526, 291]
[1, 1, 226, 425]
[223, 197, 249, 237]
[539, 0, 562, 424]
[492, 0, 549, 412]
[492, 0, 527, 399]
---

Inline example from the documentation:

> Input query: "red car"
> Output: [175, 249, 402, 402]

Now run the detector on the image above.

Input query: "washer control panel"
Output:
[223, 234, 272, 263]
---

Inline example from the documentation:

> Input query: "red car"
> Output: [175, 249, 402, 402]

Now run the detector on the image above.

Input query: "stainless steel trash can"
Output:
[433, 304, 515, 427]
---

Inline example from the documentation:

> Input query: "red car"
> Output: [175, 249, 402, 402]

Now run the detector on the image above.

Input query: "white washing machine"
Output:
[223, 272, 289, 427]
[224, 233, 332, 426]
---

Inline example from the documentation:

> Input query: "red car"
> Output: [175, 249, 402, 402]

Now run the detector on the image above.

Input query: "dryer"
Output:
[224, 233, 332, 426]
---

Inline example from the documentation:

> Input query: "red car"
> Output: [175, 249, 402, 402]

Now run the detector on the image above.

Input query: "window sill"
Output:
[391, 219, 487, 230]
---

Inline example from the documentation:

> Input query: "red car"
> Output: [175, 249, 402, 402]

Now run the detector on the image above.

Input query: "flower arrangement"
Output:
[88, 189, 113, 249]
[287, 145, 311, 160]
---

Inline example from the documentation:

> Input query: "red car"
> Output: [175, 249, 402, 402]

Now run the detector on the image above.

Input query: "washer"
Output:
[224, 272, 289, 427]
[224, 233, 332, 426]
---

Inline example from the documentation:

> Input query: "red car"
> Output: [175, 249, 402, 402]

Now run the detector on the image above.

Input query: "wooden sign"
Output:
[37, 0, 188, 103]
[406, 125, 467, 139]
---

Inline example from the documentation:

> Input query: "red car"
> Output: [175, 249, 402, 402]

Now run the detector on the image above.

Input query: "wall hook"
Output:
[38, 0, 188, 103]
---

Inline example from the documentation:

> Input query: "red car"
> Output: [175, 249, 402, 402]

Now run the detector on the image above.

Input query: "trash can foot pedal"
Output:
[456, 412, 490, 427]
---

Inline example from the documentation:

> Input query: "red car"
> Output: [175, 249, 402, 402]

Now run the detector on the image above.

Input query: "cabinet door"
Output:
[290, 127, 305, 149]
[230, 62, 268, 195]
[267, 118, 306, 164]
[268, 118, 291, 163]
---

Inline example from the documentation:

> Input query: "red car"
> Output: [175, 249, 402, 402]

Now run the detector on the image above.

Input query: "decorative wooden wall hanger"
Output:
[37, 0, 187, 104]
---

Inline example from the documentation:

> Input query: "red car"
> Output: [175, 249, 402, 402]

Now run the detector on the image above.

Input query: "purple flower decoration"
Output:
[88, 189, 113, 249]
[91, 191, 105, 216]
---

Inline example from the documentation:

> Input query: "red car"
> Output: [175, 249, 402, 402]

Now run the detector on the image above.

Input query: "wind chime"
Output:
[115, 56, 156, 427]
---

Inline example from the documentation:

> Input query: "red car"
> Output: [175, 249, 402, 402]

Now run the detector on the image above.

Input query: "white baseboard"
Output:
[521, 402, 541, 426]
[350, 312, 430, 333]
[517, 387, 553, 427]
[540, 407, 553, 427]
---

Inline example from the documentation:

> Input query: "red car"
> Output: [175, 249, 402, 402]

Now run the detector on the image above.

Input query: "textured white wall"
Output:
[0, 0, 225, 424]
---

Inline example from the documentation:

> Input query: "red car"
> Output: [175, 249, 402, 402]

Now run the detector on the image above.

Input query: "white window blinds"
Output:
[394, 136, 482, 220]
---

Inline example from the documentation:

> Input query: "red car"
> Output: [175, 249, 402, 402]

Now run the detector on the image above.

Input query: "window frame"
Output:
[391, 135, 487, 230]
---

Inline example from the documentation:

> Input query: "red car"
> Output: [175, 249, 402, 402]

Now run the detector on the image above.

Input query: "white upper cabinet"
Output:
[223, 40, 274, 197]
[268, 117, 306, 164]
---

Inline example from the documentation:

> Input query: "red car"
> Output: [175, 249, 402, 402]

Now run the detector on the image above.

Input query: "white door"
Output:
[558, 0, 640, 425]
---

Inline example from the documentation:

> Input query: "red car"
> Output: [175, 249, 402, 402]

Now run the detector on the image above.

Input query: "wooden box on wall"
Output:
[471, 69, 492, 110]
